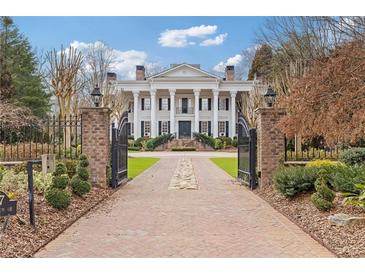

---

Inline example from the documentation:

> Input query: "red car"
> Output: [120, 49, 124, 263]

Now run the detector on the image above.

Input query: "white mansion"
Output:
[113, 63, 255, 140]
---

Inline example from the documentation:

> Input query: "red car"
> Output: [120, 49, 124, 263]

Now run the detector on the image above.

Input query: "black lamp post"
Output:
[91, 84, 103, 107]
[264, 85, 276, 107]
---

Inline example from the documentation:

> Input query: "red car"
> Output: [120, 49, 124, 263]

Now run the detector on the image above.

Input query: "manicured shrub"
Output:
[134, 137, 144, 148]
[64, 159, 78, 178]
[193, 132, 215, 148]
[214, 138, 223, 150]
[128, 146, 141, 151]
[71, 154, 91, 197]
[339, 147, 365, 165]
[51, 174, 69, 190]
[273, 166, 318, 197]
[311, 192, 333, 211]
[45, 188, 70, 209]
[232, 138, 238, 148]
[311, 177, 335, 211]
[71, 176, 91, 197]
[315, 179, 335, 202]
[77, 167, 89, 181]
[217, 136, 232, 146]
[53, 162, 67, 177]
[79, 154, 89, 168]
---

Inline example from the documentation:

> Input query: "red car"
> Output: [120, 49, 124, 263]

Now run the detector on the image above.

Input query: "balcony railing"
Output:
[176, 107, 194, 114]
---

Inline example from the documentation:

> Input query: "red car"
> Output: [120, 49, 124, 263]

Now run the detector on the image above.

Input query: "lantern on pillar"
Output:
[264, 85, 276, 107]
[91, 84, 103, 107]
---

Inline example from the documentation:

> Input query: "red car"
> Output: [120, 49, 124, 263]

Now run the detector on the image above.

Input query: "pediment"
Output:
[148, 64, 221, 80]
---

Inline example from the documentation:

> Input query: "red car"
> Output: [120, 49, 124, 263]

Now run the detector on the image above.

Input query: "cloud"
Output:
[213, 46, 258, 79]
[200, 33, 228, 46]
[69, 40, 158, 80]
[158, 25, 226, 48]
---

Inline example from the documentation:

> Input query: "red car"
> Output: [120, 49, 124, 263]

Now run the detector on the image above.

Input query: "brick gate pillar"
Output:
[255, 108, 286, 187]
[80, 107, 111, 188]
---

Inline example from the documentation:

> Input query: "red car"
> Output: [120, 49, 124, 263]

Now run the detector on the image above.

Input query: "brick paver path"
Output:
[35, 154, 333, 257]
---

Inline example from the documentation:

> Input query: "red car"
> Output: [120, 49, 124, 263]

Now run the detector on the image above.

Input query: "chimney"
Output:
[107, 72, 117, 81]
[136, 65, 145, 80]
[225, 65, 235, 81]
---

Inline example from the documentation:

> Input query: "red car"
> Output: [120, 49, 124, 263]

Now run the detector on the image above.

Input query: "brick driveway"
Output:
[35, 154, 333, 257]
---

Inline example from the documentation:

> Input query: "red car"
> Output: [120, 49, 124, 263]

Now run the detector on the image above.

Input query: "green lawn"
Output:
[128, 157, 160, 179]
[210, 157, 237, 177]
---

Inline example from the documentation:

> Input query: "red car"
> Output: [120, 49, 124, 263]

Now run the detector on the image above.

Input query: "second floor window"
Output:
[161, 98, 169, 110]
[141, 98, 151, 110]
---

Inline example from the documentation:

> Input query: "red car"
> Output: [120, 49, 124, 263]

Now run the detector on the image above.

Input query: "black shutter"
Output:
[199, 98, 202, 111]
[208, 98, 211, 111]
[168, 98, 171, 110]
[208, 121, 212, 136]
[158, 121, 162, 135]
[168, 121, 170, 133]
[141, 121, 144, 137]
[141, 98, 145, 110]
[199, 121, 202, 133]
[159, 98, 162, 110]
[226, 98, 229, 111]
[226, 121, 229, 137]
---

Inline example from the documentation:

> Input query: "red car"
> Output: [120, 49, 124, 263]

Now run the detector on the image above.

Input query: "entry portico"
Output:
[113, 63, 254, 139]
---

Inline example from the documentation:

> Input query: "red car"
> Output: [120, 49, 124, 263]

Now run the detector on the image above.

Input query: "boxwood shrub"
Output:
[45, 188, 70, 209]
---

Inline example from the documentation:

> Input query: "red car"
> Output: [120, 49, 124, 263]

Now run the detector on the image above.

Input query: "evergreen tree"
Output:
[0, 16, 50, 117]
[247, 44, 273, 81]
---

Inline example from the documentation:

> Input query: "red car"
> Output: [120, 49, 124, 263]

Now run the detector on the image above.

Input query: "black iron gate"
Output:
[237, 113, 257, 189]
[111, 112, 128, 188]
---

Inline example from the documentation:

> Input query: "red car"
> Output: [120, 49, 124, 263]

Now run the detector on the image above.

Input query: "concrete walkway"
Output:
[35, 154, 333, 257]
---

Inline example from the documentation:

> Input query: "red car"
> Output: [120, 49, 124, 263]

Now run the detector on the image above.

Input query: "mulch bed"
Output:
[0, 186, 114, 258]
[254, 185, 365, 258]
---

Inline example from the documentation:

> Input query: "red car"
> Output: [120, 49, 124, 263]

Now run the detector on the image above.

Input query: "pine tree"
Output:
[0, 16, 50, 117]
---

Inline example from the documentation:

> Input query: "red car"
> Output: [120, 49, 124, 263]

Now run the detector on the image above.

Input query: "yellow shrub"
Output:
[306, 159, 342, 168]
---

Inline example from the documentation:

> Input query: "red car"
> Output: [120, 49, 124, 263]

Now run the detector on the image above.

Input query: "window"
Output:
[218, 98, 225, 110]
[219, 121, 226, 136]
[161, 121, 169, 134]
[201, 121, 209, 134]
[144, 121, 151, 136]
[143, 98, 151, 110]
[202, 98, 209, 111]
[161, 98, 169, 110]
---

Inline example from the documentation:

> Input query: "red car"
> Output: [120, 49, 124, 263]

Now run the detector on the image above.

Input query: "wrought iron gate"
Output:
[237, 113, 257, 189]
[111, 111, 128, 188]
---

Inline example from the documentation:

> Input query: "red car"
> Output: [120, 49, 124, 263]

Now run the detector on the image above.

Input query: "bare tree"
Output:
[43, 46, 84, 117]
[237, 83, 265, 127]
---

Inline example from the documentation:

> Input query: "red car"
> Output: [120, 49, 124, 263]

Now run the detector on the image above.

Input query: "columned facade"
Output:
[115, 64, 255, 140]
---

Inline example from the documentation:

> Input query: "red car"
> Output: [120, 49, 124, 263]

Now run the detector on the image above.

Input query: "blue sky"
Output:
[14, 16, 269, 79]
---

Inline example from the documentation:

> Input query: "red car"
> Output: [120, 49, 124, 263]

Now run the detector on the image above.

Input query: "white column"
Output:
[213, 89, 219, 137]
[150, 89, 157, 138]
[132, 90, 139, 139]
[194, 89, 200, 133]
[169, 89, 176, 135]
[230, 90, 237, 138]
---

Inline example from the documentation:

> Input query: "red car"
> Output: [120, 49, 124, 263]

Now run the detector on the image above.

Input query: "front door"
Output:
[178, 121, 191, 139]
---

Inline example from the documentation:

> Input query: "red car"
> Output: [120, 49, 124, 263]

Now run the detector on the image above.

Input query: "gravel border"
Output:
[0, 186, 116, 258]
[254, 185, 365, 257]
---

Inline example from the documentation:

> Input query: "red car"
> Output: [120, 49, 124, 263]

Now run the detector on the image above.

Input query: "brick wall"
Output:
[80, 107, 111, 187]
[255, 108, 286, 186]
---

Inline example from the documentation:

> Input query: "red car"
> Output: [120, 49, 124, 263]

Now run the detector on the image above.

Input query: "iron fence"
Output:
[284, 137, 346, 161]
[0, 115, 82, 161]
